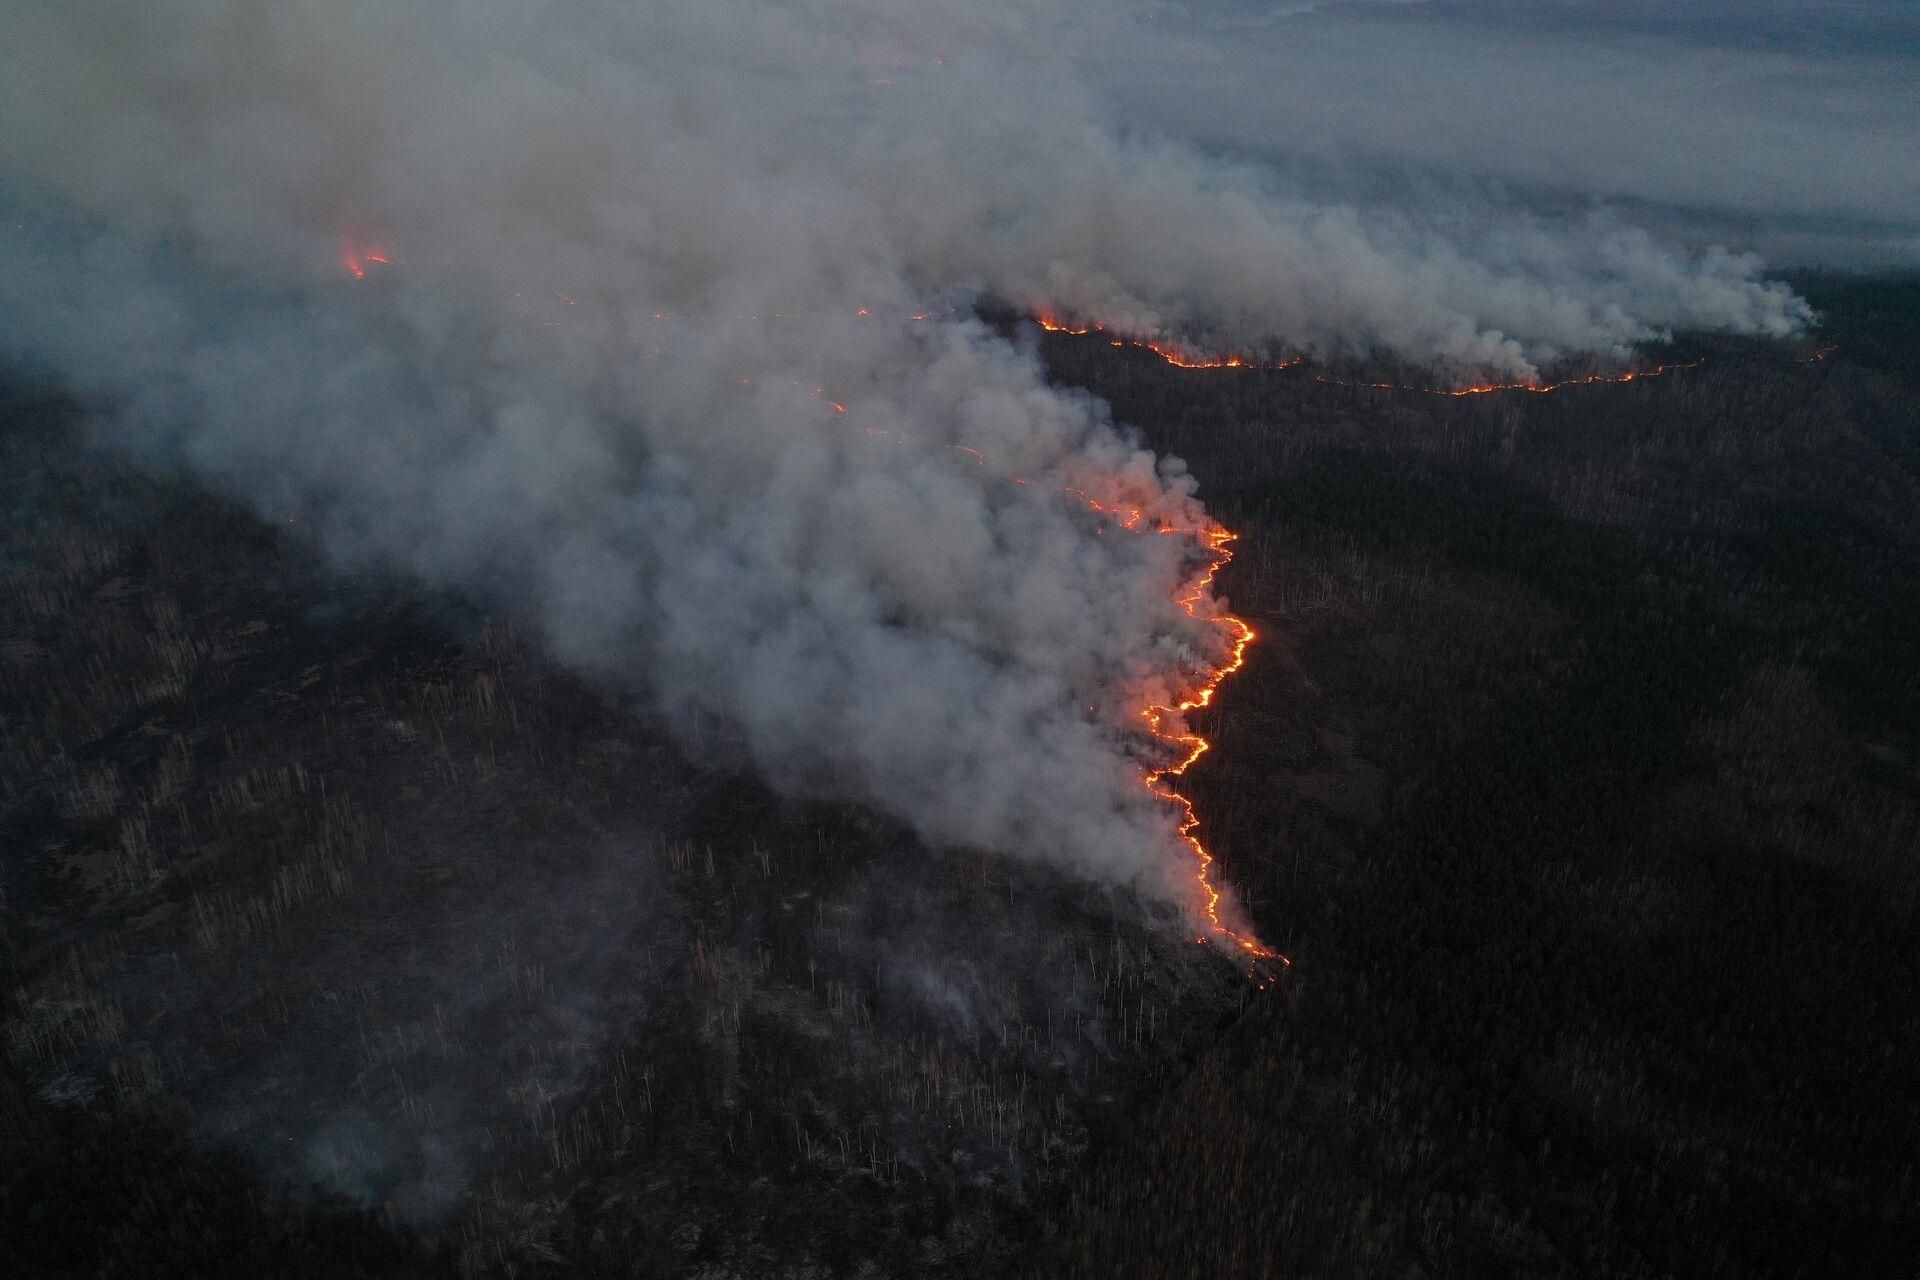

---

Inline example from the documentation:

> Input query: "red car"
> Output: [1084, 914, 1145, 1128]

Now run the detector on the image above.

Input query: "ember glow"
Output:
[1147, 343, 1303, 372]
[1138, 523, 1276, 968]
[1044, 310, 1297, 372]
[1009, 482, 1273, 966]
[318, 245, 1693, 962]
[331, 247, 1762, 969]
[1035, 309, 1711, 393]
[339, 238, 392, 280]
[331, 247, 1278, 958]
[1318, 358, 1707, 397]
[1008, 477, 1271, 962]
[1036, 311, 1302, 373]
[814, 386, 1278, 960]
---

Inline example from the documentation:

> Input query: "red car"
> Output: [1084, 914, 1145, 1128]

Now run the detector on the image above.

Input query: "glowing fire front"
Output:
[339, 238, 392, 281]
[1139, 524, 1275, 967]
[1035, 309, 1703, 393]
[333, 243, 1279, 963]
[1041, 479, 1278, 967]
[331, 244, 1819, 974]
[1035, 312, 1301, 372]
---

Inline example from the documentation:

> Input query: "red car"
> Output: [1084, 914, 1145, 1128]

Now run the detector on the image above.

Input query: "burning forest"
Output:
[3, 1, 1915, 1277]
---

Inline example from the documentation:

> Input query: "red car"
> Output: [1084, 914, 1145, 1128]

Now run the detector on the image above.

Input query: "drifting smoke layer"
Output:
[1077, 2, 1920, 268]
[0, 2, 1806, 935]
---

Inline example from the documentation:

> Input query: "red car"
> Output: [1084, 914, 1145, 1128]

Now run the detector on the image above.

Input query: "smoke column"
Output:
[0, 1, 1808, 932]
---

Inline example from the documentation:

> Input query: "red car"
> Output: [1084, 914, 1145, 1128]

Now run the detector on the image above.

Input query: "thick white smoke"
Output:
[0, 1, 1807, 929]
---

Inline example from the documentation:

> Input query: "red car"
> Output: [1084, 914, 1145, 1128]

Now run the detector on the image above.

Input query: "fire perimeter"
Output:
[1035, 312, 1714, 394]
[821, 392, 1279, 970]
[1142, 524, 1277, 971]
[334, 246, 1321, 970]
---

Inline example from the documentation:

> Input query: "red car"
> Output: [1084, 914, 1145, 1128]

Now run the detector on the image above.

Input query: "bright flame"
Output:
[340, 237, 392, 280]
[1034, 312, 1092, 336]
[1140, 339, 1304, 372]
[323, 245, 1810, 978]
[1138, 524, 1277, 969]
[1032, 308, 1711, 393]
[827, 382, 1282, 968]
[1034, 311, 1302, 374]
[1316, 358, 1705, 397]
[325, 252, 1282, 966]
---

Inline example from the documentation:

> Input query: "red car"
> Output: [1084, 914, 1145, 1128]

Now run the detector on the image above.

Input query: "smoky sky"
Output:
[0, 0, 1838, 936]
[1073, 1, 1920, 266]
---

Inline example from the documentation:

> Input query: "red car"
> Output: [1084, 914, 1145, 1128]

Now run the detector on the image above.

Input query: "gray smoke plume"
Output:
[0, 1, 1809, 932]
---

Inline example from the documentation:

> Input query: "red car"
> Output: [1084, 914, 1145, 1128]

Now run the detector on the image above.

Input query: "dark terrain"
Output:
[4, 273, 1918, 1277]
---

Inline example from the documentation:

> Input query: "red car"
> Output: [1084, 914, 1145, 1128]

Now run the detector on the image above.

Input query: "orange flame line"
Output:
[323, 257, 1304, 970]
[340, 241, 393, 281]
[1033, 310, 1712, 393]
[832, 389, 1281, 968]
[1313, 358, 1706, 396]
[1034, 312, 1303, 374]
[1139, 527, 1280, 971]
[318, 254, 1783, 973]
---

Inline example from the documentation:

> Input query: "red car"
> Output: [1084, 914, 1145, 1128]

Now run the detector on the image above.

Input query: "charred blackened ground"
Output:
[6, 274, 1920, 1278]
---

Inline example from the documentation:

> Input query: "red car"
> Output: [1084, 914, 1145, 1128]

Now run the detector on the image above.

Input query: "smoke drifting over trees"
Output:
[0, 0, 1809, 925]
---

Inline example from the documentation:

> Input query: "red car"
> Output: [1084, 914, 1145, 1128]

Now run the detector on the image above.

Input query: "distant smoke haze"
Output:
[0, 1, 1818, 930]
[1072, 1, 1920, 266]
